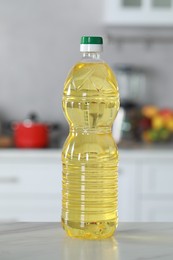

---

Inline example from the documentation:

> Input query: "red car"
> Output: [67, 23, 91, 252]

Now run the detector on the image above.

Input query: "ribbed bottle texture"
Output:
[62, 61, 119, 239]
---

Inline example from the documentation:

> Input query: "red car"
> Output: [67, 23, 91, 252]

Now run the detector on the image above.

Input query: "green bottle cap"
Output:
[80, 36, 103, 52]
[80, 36, 103, 45]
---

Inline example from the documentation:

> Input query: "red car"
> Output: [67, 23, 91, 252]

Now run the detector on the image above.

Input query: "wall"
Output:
[0, 0, 104, 124]
[105, 41, 173, 107]
[0, 0, 173, 127]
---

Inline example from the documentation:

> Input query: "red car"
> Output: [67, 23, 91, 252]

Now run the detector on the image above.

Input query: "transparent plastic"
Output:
[62, 51, 120, 239]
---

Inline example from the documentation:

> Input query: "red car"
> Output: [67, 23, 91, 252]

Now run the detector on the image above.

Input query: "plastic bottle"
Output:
[62, 36, 120, 239]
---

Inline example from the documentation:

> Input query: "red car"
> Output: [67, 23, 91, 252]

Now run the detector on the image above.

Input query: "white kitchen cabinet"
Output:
[0, 164, 60, 194]
[118, 161, 137, 221]
[0, 150, 62, 222]
[0, 198, 60, 222]
[141, 162, 173, 195]
[119, 149, 173, 222]
[105, 0, 173, 25]
[138, 159, 173, 221]
[0, 149, 173, 222]
[141, 201, 173, 221]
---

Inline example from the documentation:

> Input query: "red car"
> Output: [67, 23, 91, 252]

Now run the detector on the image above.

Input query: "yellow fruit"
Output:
[142, 106, 158, 118]
[152, 115, 164, 130]
[166, 120, 173, 131]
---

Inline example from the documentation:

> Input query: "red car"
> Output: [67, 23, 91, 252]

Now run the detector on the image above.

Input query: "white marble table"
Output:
[0, 223, 173, 260]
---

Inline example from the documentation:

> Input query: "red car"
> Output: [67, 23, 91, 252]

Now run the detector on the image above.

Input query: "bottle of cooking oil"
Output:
[62, 36, 120, 239]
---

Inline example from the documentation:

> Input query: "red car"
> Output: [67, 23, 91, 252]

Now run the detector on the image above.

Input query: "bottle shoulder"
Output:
[67, 60, 115, 77]
[72, 60, 114, 72]
[64, 60, 119, 98]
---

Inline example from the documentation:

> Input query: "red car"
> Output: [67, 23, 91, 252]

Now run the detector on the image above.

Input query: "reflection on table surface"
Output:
[0, 223, 173, 260]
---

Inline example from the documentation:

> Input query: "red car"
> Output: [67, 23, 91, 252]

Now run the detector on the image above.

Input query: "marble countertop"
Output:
[0, 223, 173, 260]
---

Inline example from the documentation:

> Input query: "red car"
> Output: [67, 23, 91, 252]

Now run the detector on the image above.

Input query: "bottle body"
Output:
[62, 59, 119, 239]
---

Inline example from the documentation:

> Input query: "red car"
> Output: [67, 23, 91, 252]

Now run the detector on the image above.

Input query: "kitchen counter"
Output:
[0, 223, 173, 260]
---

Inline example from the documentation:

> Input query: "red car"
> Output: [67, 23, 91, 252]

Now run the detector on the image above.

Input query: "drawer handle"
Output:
[0, 177, 19, 183]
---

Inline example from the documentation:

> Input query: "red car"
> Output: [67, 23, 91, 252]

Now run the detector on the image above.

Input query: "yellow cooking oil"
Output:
[61, 37, 119, 239]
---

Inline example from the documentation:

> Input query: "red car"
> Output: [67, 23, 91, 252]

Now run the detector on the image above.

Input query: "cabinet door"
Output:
[141, 161, 173, 195]
[0, 156, 62, 222]
[139, 160, 173, 221]
[0, 162, 62, 195]
[118, 161, 137, 221]
[0, 197, 61, 222]
[141, 201, 173, 221]
[105, 0, 173, 25]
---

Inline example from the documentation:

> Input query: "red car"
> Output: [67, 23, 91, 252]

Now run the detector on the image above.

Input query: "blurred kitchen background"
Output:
[0, 0, 173, 222]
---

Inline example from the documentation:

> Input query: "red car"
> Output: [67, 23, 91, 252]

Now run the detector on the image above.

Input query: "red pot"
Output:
[14, 121, 49, 148]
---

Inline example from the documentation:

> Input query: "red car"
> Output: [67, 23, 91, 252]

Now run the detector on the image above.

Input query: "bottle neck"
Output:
[82, 52, 101, 60]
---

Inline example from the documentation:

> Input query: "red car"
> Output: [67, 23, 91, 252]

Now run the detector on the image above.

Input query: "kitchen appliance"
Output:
[113, 64, 147, 105]
[113, 64, 146, 143]
[13, 114, 49, 148]
[113, 102, 139, 144]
